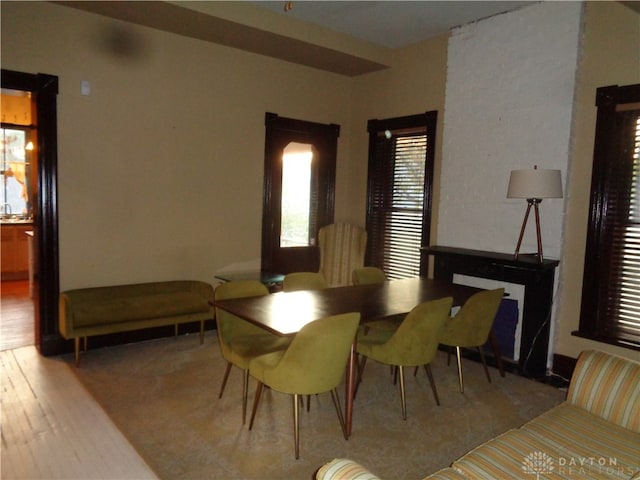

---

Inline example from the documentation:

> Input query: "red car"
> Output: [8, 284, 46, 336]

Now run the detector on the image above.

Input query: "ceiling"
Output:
[57, 1, 639, 76]
[249, 1, 535, 49]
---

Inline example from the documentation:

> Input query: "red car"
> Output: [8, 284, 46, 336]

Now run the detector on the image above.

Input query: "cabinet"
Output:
[1, 224, 31, 279]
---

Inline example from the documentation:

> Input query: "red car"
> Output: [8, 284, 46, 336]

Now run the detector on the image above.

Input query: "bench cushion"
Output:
[72, 292, 210, 327]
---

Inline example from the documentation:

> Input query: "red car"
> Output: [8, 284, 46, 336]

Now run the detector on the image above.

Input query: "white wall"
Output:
[438, 2, 583, 259]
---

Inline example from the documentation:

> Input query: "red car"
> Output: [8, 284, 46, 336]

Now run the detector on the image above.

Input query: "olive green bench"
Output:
[59, 280, 214, 366]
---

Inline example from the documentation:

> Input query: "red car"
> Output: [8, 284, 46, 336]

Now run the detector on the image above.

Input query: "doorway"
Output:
[1, 69, 60, 356]
[1, 110, 37, 350]
[261, 113, 339, 274]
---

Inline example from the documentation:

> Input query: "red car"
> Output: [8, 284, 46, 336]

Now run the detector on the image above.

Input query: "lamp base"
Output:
[513, 198, 544, 263]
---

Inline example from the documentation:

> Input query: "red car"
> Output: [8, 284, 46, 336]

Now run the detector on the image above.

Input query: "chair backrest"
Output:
[214, 280, 270, 346]
[318, 223, 367, 287]
[369, 297, 453, 366]
[352, 267, 386, 286]
[259, 312, 361, 395]
[282, 272, 328, 292]
[443, 288, 505, 347]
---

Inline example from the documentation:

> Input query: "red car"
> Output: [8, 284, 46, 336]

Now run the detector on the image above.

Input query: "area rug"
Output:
[68, 332, 566, 480]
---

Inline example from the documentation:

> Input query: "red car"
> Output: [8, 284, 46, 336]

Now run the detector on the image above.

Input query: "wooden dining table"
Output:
[213, 276, 496, 437]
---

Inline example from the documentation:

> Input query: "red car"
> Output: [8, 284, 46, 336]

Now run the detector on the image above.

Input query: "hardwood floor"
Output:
[1, 280, 34, 351]
[1, 281, 158, 479]
[1, 346, 158, 479]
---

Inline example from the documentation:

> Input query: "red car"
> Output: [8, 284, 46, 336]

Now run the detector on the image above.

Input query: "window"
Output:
[365, 112, 437, 279]
[576, 84, 640, 350]
[1, 88, 35, 219]
[280, 142, 314, 247]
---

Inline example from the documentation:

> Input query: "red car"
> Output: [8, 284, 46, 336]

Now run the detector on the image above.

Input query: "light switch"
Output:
[81, 80, 91, 96]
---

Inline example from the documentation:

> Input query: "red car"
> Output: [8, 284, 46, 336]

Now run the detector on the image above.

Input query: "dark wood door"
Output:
[261, 113, 339, 274]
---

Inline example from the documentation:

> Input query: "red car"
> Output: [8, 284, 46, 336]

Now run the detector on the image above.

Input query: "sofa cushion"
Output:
[523, 402, 640, 478]
[72, 292, 210, 327]
[421, 467, 468, 480]
[566, 350, 640, 431]
[316, 458, 382, 480]
[451, 428, 561, 479]
[452, 404, 640, 479]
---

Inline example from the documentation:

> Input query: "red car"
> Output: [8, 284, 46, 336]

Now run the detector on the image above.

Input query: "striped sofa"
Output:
[316, 350, 640, 480]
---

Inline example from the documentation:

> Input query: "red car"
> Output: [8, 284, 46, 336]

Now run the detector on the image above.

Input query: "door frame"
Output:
[261, 112, 339, 274]
[2, 69, 61, 356]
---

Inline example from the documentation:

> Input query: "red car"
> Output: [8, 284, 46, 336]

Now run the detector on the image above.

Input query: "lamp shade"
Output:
[507, 168, 563, 199]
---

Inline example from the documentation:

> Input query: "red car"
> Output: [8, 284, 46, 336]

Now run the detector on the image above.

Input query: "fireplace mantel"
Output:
[422, 246, 559, 377]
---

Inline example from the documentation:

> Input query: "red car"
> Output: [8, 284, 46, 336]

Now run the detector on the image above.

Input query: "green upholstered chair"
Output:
[282, 272, 328, 292]
[248, 312, 361, 459]
[318, 223, 367, 286]
[214, 280, 292, 424]
[351, 267, 399, 334]
[352, 266, 386, 285]
[356, 297, 453, 420]
[438, 288, 505, 393]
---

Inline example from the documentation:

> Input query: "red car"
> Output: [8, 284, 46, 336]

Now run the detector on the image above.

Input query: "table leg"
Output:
[344, 343, 356, 438]
[488, 329, 506, 377]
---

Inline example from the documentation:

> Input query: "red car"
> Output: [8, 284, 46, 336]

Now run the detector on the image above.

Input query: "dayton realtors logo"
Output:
[522, 452, 633, 478]
[522, 452, 554, 478]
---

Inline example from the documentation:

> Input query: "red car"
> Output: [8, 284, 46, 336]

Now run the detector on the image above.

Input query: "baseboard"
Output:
[551, 353, 577, 381]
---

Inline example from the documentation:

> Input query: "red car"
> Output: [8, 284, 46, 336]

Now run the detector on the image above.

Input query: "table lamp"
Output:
[507, 166, 562, 262]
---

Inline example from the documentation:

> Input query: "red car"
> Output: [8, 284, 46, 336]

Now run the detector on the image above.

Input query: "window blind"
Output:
[604, 112, 640, 345]
[366, 113, 436, 279]
[577, 84, 640, 350]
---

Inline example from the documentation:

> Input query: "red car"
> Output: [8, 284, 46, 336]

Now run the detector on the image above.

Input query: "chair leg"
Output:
[242, 369, 250, 425]
[423, 364, 440, 406]
[330, 389, 348, 440]
[199, 319, 205, 344]
[355, 355, 368, 397]
[477, 347, 492, 383]
[398, 366, 407, 420]
[455, 346, 464, 393]
[218, 362, 232, 399]
[248, 381, 264, 430]
[488, 329, 506, 377]
[293, 394, 300, 459]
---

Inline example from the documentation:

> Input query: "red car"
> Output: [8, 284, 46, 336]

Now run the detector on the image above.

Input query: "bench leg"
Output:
[74, 338, 80, 367]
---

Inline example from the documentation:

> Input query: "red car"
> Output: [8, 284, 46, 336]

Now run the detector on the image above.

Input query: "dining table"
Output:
[213, 276, 502, 437]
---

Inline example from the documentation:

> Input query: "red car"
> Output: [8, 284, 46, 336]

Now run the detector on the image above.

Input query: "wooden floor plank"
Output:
[1, 280, 35, 351]
[1, 347, 158, 479]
